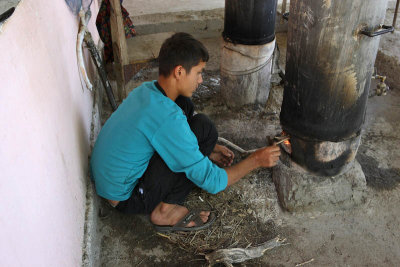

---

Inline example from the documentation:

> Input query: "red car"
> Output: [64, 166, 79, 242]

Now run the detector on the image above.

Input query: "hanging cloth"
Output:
[96, 0, 136, 63]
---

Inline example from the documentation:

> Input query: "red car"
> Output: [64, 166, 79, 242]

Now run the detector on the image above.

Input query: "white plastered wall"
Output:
[0, 0, 99, 265]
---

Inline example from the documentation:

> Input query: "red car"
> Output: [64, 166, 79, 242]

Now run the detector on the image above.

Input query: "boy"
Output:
[91, 33, 280, 232]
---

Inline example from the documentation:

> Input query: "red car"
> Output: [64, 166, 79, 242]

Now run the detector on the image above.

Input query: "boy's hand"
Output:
[210, 144, 235, 167]
[252, 145, 281, 168]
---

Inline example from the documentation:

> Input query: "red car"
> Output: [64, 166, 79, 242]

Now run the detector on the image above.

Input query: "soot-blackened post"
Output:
[280, 0, 389, 176]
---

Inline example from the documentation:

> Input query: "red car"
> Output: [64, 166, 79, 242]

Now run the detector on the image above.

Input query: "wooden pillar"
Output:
[109, 0, 128, 101]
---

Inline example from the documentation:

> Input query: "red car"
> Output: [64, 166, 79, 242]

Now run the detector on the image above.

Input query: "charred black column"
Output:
[221, 0, 278, 107]
[223, 0, 277, 45]
[280, 0, 389, 176]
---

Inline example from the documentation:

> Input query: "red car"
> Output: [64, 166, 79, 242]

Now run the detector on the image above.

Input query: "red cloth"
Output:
[96, 0, 136, 63]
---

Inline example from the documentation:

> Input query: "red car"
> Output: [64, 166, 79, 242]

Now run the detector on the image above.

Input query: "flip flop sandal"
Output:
[154, 210, 216, 233]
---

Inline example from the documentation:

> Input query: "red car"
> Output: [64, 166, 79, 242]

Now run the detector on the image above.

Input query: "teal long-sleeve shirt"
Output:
[90, 81, 228, 201]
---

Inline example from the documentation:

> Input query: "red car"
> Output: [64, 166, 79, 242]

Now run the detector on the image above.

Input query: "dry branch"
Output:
[205, 236, 288, 267]
[218, 137, 258, 154]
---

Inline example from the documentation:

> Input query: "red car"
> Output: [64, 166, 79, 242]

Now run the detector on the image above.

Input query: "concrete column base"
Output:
[272, 160, 367, 212]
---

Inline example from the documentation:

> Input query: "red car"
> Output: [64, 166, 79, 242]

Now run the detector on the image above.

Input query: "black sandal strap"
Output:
[174, 210, 197, 228]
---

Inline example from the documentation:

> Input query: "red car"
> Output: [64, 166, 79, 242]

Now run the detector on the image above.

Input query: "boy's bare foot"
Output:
[150, 202, 210, 227]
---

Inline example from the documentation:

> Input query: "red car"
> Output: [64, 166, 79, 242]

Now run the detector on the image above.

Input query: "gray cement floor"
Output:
[125, 0, 224, 17]
[95, 4, 400, 267]
[0, 0, 19, 13]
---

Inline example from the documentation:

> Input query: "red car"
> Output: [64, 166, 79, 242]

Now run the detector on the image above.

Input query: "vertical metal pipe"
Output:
[393, 0, 400, 29]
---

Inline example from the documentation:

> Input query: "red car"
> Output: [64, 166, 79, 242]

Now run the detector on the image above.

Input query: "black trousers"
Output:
[116, 96, 218, 214]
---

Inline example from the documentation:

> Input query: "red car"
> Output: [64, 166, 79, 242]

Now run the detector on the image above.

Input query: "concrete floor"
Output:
[125, 0, 224, 17]
[0, 0, 19, 13]
[92, 2, 400, 266]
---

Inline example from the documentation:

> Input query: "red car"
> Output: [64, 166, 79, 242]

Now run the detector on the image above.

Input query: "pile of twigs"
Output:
[156, 186, 278, 256]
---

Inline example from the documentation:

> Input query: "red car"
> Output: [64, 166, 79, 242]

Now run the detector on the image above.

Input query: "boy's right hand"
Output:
[252, 145, 281, 168]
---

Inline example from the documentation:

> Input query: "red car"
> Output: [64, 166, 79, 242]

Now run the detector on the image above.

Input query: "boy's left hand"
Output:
[209, 144, 234, 167]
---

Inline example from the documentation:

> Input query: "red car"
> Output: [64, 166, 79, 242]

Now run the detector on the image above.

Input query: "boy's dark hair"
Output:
[158, 32, 209, 77]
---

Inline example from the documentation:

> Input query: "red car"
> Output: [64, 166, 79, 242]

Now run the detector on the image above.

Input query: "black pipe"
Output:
[360, 25, 394, 37]
[393, 0, 399, 29]
[223, 0, 278, 45]
[84, 31, 118, 111]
